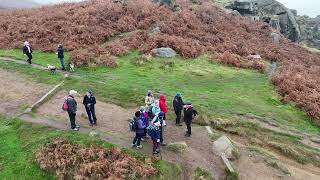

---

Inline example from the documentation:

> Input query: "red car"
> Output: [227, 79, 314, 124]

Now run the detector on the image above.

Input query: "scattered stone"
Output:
[152, 47, 177, 58]
[167, 141, 188, 153]
[151, 26, 161, 33]
[247, 54, 261, 59]
[89, 131, 100, 137]
[310, 137, 320, 144]
[213, 136, 236, 160]
[271, 32, 280, 45]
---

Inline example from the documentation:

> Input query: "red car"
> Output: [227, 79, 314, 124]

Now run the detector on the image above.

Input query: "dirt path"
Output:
[0, 70, 51, 117]
[36, 90, 225, 179]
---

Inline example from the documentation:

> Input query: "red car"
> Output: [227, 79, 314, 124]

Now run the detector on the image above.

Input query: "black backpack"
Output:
[129, 118, 138, 132]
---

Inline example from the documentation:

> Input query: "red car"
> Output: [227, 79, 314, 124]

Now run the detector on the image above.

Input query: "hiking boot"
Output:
[136, 145, 143, 149]
[72, 128, 79, 131]
[153, 151, 160, 155]
[131, 144, 136, 148]
[185, 133, 191, 137]
[141, 138, 145, 142]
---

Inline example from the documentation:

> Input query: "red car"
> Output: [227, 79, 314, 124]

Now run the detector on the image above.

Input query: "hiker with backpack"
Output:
[151, 100, 161, 117]
[131, 111, 146, 149]
[173, 92, 184, 126]
[159, 94, 168, 120]
[83, 90, 97, 126]
[152, 112, 166, 146]
[56, 44, 66, 71]
[22, 41, 33, 64]
[148, 120, 161, 155]
[184, 102, 198, 137]
[139, 106, 149, 138]
[63, 90, 80, 131]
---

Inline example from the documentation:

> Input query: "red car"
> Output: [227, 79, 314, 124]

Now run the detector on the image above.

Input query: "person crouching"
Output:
[184, 102, 198, 137]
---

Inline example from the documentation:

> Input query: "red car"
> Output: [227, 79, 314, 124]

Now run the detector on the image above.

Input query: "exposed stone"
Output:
[271, 32, 281, 45]
[213, 136, 236, 160]
[89, 131, 100, 137]
[152, 47, 177, 58]
[167, 141, 188, 153]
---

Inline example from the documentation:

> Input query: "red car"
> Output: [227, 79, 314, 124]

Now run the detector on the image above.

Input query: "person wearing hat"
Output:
[22, 41, 33, 64]
[56, 44, 65, 71]
[139, 106, 149, 138]
[183, 102, 198, 137]
[83, 90, 97, 126]
[67, 90, 79, 131]
[132, 111, 146, 149]
[173, 92, 184, 126]
[145, 90, 155, 108]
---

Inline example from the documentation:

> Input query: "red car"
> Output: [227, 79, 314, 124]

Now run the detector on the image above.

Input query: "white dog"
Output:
[47, 64, 56, 73]
[69, 63, 75, 72]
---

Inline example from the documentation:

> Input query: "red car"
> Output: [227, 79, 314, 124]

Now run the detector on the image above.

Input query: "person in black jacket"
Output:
[173, 92, 184, 126]
[22, 41, 33, 64]
[183, 102, 198, 137]
[67, 90, 79, 131]
[56, 44, 65, 71]
[83, 90, 97, 126]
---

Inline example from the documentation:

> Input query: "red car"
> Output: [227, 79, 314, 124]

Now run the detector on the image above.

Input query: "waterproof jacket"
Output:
[67, 95, 77, 114]
[184, 107, 198, 124]
[23, 45, 32, 55]
[83, 95, 96, 108]
[134, 116, 146, 134]
[57, 47, 64, 58]
[151, 104, 161, 116]
[173, 96, 184, 112]
[159, 95, 168, 113]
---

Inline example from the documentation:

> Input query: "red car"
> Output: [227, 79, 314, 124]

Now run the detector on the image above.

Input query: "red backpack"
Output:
[62, 98, 69, 111]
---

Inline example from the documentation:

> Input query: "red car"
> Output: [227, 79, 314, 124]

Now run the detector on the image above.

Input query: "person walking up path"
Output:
[83, 90, 97, 126]
[22, 41, 33, 64]
[184, 102, 198, 137]
[56, 44, 66, 71]
[173, 92, 184, 126]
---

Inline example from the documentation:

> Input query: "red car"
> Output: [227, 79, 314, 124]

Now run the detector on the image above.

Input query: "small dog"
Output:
[69, 63, 75, 72]
[47, 64, 56, 73]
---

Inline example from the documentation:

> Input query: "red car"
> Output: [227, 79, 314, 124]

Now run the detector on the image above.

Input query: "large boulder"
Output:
[213, 136, 237, 160]
[152, 47, 177, 58]
[297, 15, 320, 49]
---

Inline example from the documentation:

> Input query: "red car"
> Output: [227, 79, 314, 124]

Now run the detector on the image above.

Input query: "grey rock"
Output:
[271, 32, 281, 44]
[213, 136, 236, 159]
[152, 47, 177, 58]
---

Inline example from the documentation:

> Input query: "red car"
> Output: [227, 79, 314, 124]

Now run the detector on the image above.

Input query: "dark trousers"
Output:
[153, 140, 160, 153]
[175, 110, 182, 124]
[26, 53, 32, 64]
[186, 123, 192, 135]
[85, 106, 97, 124]
[59, 58, 65, 70]
[68, 111, 76, 129]
[160, 121, 164, 143]
[133, 132, 144, 146]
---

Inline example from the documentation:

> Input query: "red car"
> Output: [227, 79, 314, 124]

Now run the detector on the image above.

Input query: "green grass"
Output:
[0, 117, 181, 179]
[0, 49, 70, 68]
[0, 50, 319, 135]
[192, 167, 214, 180]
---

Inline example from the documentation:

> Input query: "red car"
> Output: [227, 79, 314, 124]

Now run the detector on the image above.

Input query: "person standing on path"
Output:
[83, 90, 97, 126]
[132, 111, 146, 149]
[67, 90, 80, 131]
[148, 120, 161, 155]
[56, 44, 66, 71]
[145, 90, 155, 117]
[22, 41, 33, 64]
[159, 94, 168, 120]
[152, 112, 166, 146]
[173, 92, 184, 126]
[183, 102, 198, 137]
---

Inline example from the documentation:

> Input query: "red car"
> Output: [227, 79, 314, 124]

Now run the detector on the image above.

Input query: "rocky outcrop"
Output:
[297, 15, 320, 49]
[229, 0, 301, 42]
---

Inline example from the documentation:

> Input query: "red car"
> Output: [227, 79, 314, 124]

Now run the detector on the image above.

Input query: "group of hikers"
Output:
[63, 89, 198, 155]
[23, 41, 66, 71]
[23, 41, 198, 155]
[131, 90, 198, 155]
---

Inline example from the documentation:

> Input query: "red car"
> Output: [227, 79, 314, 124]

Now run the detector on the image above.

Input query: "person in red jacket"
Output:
[159, 94, 168, 120]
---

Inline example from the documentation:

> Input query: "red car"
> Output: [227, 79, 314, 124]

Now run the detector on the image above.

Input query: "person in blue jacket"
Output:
[131, 111, 146, 149]
[148, 120, 161, 155]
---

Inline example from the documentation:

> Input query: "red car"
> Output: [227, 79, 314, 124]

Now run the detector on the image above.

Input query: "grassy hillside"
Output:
[1, 50, 318, 135]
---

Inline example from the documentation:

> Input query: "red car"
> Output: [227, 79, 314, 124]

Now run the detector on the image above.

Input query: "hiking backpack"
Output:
[129, 118, 138, 132]
[62, 99, 69, 111]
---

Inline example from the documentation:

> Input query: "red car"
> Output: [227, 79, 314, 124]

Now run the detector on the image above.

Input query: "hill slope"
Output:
[0, 0, 319, 125]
